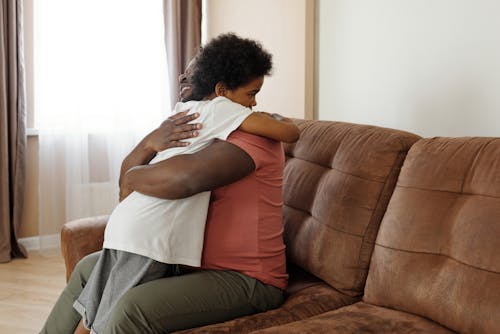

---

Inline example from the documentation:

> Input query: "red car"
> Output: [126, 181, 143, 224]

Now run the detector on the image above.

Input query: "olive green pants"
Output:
[40, 252, 284, 334]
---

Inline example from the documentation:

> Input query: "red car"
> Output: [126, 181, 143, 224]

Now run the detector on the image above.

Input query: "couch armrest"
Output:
[60, 215, 109, 281]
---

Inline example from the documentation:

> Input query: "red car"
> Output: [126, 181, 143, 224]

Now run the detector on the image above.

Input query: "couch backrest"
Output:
[364, 137, 500, 333]
[283, 120, 419, 296]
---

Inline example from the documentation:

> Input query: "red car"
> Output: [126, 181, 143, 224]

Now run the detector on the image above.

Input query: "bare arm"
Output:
[122, 140, 255, 200]
[119, 111, 201, 200]
[238, 112, 300, 143]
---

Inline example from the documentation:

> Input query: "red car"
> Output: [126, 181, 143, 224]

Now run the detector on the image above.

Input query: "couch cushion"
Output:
[364, 137, 500, 333]
[283, 120, 420, 296]
[174, 283, 359, 333]
[252, 302, 455, 334]
[61, 215, 109, 281]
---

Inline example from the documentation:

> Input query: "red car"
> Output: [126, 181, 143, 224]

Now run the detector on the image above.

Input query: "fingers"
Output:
[165, 135, 197, 149]
[172, 122, 202, 134]
[169, 129, 199, 141]
[169, 111, 200, 125]
[174, 112, 199, 125]
[168, 141, 191, 148]
[168, 110, 189, 120]
[154, 110, 202, 151]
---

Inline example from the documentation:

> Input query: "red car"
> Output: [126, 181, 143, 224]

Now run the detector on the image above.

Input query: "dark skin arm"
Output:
[119, 111, 202, 201]
[239, 112, 300, 143]
[122, 140, 255, 200]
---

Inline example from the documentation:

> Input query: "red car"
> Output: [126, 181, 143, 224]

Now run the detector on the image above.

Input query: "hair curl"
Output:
[189, 33, 273, 99]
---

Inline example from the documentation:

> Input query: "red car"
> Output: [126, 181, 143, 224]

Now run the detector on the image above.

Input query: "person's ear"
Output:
[215, 82, 227, 96]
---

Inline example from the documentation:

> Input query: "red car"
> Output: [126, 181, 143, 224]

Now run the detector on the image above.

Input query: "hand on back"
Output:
[146, 111, 202, 152]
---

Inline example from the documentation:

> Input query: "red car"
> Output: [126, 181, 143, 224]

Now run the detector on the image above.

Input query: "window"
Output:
[34, 0, 169, 133]
[34, 1, 169, 238]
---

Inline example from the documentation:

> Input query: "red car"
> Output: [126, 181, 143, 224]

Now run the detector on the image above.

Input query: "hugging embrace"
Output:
[41, 33, 299, 334]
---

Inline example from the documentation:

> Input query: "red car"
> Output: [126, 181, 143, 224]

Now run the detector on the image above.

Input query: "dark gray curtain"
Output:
[0, 0, 27, 262]
[163, 0, 201, 109]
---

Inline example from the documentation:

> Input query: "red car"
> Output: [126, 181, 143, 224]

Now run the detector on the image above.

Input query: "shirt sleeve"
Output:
[207, 97, 253, 141]
[226, 130, 284, 171]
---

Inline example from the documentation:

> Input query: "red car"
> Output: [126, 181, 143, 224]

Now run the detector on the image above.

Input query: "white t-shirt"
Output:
[103, 96, 253, 266]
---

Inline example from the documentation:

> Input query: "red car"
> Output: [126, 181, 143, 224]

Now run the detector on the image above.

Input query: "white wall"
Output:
[317, 0, 500, 137]
[205, 0, 314, 119]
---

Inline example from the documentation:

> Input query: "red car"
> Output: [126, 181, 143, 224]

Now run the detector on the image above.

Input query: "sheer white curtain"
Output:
[35, 0, 169, 248]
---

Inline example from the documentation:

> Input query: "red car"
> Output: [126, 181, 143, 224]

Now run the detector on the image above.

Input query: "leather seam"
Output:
[375, 243, 500, 275]
[394, 184, 500, 199]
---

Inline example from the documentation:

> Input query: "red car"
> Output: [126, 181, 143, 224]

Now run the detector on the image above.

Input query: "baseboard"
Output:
[18, 234, 60, 250]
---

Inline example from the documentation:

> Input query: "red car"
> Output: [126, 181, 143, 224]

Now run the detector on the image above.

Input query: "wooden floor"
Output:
[0, 249, 66, 334]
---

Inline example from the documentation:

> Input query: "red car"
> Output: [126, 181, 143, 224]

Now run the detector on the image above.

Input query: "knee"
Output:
[70, 252, 100, 285]
[64, 252, 101, 298]
[104, 293, 151, 334]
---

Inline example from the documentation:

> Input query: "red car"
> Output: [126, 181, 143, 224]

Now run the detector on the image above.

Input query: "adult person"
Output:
[74, 34, 297, 334]
[41, 35, 291, 334]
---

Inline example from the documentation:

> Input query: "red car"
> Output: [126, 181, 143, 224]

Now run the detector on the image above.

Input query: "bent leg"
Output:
[75, 250, 171, 334]
[40, 252, 101, 334]
[102, 270, 283, 334]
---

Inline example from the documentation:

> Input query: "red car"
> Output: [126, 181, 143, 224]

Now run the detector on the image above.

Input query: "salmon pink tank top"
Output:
[201, 131, 288, 290]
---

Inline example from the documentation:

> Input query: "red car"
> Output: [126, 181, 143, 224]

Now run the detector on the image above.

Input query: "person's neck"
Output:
[203, 93, 217, 101]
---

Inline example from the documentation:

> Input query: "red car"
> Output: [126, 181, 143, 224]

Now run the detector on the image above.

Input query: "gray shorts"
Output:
[73, 249, 177, 334]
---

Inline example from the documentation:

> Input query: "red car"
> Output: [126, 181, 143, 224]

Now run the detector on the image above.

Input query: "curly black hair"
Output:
[189, 33, 273, 99]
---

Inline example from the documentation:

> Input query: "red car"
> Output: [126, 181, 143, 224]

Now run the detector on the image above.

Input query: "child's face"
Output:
[225, 76, 264, 109]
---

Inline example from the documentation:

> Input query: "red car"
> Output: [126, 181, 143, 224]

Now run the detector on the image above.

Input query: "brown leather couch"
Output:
[61, 120, 500, 333]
